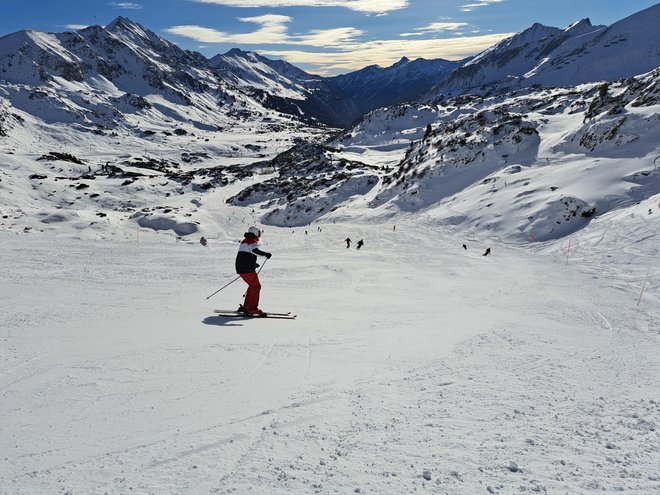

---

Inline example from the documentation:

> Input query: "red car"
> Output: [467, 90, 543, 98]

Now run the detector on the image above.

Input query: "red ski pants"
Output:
[240, 272, 261, 310]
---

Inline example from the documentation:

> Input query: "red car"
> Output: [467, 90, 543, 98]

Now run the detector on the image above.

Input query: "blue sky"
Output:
[1, 1, 658, 75]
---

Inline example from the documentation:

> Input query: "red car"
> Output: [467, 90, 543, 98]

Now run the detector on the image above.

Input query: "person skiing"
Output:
[356, 239, 364, 250]
[345, 237, 351, 248]
[235, 226, 272, 316]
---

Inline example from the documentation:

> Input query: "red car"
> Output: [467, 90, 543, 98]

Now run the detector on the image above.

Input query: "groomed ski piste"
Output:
[1, 187, 658, 494]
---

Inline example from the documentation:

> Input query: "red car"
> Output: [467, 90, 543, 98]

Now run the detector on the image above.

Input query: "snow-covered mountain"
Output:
[211, 48, 362, 128]
[211, 50, 461, 126]
[0, 17, 320, 141]
[0, 18, 326, 238]
[523, 4, 660, 87]
[426, 3, 660, 100]
[1, 8, 658, 245]
[332, 56, 461, 115]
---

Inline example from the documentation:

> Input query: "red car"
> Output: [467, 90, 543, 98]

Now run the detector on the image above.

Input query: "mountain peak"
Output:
[392, 56, 410, 67]
[106, 16, 142, 33]
[521, 22, 559, 38]
[564, 18, 595, 36]
[566, 18, 592, 29]
[225, 47, 251, 57]
[103, 15, 180, 57]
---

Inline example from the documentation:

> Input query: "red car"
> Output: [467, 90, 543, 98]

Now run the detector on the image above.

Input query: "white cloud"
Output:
[262, 32, 514, 74]
[167, 15, 292, 44]
[166, 10, 512, 74]
[420, 22, 470, 32]
[190, 0, 408, 14]
[295, 27, 364, 47]
[166, 25, 227, 43]
[459, 0, 504, 12]
[167, 16, 363, 48]
[237, 14, 292, 43]
[401, 21, 470, 36]
[108, 2, 143, 9]
[63, 24, 90, 30]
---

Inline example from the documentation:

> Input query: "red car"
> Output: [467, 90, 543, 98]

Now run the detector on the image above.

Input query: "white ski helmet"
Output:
[247, 226, 261, 236]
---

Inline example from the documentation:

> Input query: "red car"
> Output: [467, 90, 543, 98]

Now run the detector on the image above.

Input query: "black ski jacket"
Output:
[235, 234, 270, 273]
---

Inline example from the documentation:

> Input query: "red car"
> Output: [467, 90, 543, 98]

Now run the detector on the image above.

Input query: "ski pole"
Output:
[257, 257, 268, 275]
[205, 275, 241, 300]
[207, 258, 269, 301]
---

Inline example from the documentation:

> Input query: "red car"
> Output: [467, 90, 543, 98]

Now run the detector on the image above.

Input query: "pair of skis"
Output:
[213, 309, 297, 320]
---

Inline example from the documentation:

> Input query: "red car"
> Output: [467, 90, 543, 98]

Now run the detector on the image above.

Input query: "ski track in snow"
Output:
[1, 219, 659, 494]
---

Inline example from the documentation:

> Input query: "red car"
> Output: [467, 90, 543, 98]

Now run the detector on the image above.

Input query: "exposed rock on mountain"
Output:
[334, 70, 659, 241]
[227, 139, 379, 226]
[211, 48, 361, 128]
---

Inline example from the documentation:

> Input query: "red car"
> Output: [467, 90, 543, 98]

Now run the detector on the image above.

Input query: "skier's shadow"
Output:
[202, 315, 246, 327]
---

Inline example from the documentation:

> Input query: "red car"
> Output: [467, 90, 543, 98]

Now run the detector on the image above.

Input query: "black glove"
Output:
[265, 252, 272, 259]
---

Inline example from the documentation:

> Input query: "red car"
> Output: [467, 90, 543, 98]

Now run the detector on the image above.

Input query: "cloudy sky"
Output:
[2, 0, 657, 75]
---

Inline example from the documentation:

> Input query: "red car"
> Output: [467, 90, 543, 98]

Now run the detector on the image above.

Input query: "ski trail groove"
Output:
[584, 310, 615, 360]
[148, 433, 248, 468]
[225, 343, 276, 402]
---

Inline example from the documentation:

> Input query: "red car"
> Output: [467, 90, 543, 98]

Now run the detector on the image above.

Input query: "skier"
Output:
[356, 239, 364, 250]
[200, 236, 207, 246]
[235, 226, 272, 316]
[483, 247, 491, 256]
[345, 237, 351, 248]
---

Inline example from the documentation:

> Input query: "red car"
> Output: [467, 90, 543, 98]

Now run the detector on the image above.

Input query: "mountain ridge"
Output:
[424, 3, 660, 101]
[210, 47, 362, 127]
[331, 56, 462, 116]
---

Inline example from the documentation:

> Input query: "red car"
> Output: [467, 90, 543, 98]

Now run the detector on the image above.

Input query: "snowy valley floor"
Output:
[0, 220, 658, 494]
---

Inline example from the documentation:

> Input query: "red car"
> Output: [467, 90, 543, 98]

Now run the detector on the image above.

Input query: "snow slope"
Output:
[1, 203, 658, 493]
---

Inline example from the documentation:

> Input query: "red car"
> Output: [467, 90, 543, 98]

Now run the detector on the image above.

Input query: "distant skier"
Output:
[356, 239, 364, 250]
[345, 237, 351, 248]
[235, 226, 272, 316]
[200, 236, 207, 247]
[462, 244, 467, 250]
[483, 247, 491, 256]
